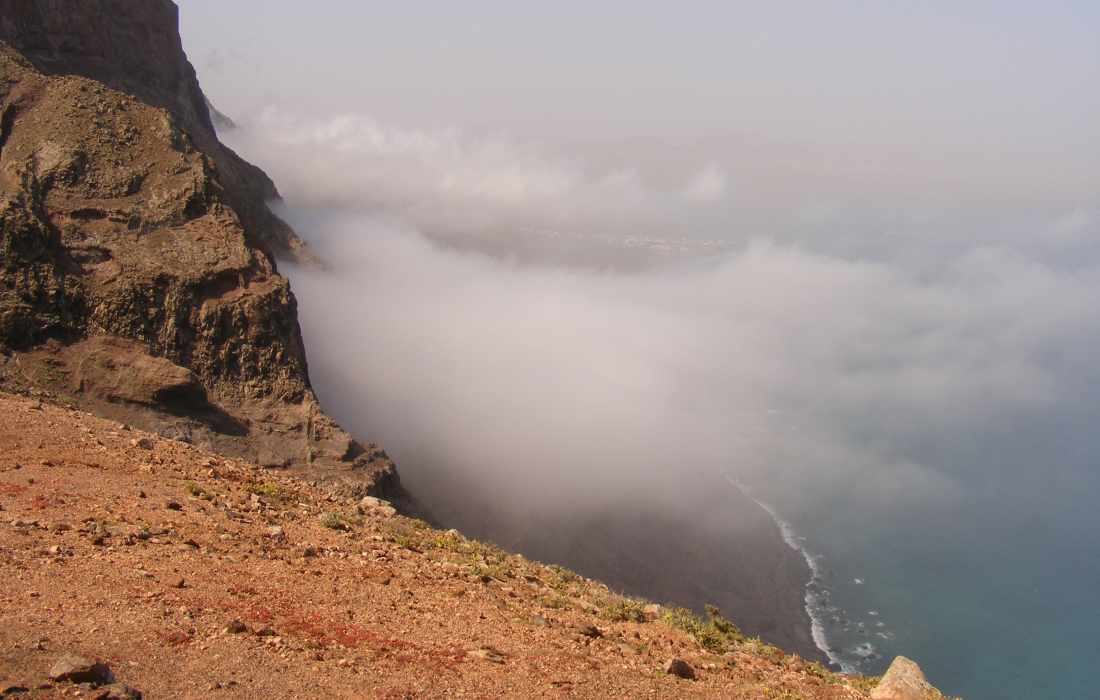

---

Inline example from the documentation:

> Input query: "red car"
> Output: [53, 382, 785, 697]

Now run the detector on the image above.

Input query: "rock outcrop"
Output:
[0, 0, 307, 261]
[871, 656, 945, 700]
[0, 0, 399, 498]
[48, 654, 114, 685]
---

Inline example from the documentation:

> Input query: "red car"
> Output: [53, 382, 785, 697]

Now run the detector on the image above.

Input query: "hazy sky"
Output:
[180, 1, 1099, 276]
[181, 1, 1099, 203]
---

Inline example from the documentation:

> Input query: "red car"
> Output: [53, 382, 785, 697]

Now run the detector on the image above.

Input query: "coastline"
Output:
[409, 467, 825, 663]
[755, 498, 840, 666]
[729, 478, 849, 671]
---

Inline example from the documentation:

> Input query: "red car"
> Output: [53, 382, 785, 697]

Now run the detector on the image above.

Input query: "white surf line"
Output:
[722, 473, 857, 673]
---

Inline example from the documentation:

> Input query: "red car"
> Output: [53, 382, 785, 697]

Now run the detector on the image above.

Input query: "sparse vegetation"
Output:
[545, 564, 580, 591]
[472, 559, 514, 581]
[384, 520, 428, 550]
[763, 689, 806, 700]
[539, 594, 570, 610]
[847, 675, 882, 693]
[422, 529, 520, 578]
[601, 596, 647, 623]
[662, 603, 745, 653]
[431, 529, 461, 549]
[740, 635, 785, 663]
[804, 661, 827, 678]
[319, 511, 354, 531]
[246, 482, 285, 500]
[185, 481, 213, 500]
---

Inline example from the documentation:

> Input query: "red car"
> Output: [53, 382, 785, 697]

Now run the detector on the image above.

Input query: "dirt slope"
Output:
[0, 391, 915, 699]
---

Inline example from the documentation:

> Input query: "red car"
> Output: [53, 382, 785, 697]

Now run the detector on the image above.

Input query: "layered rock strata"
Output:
[0, 0, 398, 497]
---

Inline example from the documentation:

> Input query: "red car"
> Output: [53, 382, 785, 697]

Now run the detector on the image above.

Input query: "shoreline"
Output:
[410, 466, 827, 663]
[730, 479, 851, 671]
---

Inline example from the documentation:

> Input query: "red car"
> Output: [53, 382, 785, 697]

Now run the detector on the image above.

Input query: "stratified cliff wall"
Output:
[0, 0, 308, 261]
[0, 0, 399, 498]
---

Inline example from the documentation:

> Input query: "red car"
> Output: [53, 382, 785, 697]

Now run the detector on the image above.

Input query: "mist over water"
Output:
[183, 4, 1100, 697]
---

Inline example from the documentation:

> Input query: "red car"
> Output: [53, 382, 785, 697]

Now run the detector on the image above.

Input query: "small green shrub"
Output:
[662, 603, 744, 653]
[763, 690, 806, 700]
[472, 560, 513, 580]
[546, 564, 580, 591]
[392, 532, 421, 550]
[805, 661, 830, 678]
[432, 530, 466, 552]
[246, 482, 284, 499]
[319, 511, 351, 530]
[847, 675, 881, 693]
[539, 594, 570, 610]
[602, 597, 648, 623]
[185, 481, 212, 500]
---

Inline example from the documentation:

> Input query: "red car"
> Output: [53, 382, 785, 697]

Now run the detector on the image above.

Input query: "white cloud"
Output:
[224, 111, 1100, 529]
[682, 163, 728, 203]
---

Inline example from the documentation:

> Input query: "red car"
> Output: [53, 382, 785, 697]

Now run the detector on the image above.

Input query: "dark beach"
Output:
[413, 467, 823, 663]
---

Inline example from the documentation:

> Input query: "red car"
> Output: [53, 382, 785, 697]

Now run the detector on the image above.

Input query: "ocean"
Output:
[744, 451, 1100, 700]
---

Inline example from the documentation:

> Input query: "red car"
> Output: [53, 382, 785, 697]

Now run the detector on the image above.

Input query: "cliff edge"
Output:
[0, 0, 399, 498]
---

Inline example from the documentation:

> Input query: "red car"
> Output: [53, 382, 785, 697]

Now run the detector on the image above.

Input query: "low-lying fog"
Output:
[218, 109, 1100, 531]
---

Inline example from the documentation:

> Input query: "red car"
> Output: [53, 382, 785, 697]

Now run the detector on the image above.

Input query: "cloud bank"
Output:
[221, 112, 1100, 534]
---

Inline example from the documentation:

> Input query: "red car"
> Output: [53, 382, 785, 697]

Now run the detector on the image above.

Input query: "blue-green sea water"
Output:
[754, 417, 1100, 700]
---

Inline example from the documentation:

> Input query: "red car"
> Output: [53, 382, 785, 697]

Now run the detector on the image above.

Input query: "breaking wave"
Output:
[724, 474, 879, 674]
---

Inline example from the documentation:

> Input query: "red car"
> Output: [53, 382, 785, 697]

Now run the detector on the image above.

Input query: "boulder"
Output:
[358, 496, 397, 517]
[223, 620, 248, 634]
[467, 647, 506, 664]
[664, 658, 696, 680]
[48, 654, 114, 685]
[70, 337, 202, 409]
[89, 684, 143, 700]
[871, 656, 940, 700]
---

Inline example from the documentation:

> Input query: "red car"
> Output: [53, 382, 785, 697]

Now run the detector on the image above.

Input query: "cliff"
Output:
[0, 0, 399, 498]
[0, 0, 309, 262]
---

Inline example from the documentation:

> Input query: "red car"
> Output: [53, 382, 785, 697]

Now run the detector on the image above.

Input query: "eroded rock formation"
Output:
[870, 656, 944, 700]
[0, 0, 398, 497]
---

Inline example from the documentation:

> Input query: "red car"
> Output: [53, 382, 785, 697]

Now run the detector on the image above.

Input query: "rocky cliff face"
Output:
[0, 0, 309, 262]
[0, 0, 399, 498]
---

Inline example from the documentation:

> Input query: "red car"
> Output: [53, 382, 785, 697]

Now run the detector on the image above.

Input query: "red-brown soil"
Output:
[0, 391, 894, 699]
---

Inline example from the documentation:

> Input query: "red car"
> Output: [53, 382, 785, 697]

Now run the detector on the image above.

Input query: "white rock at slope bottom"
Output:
[870, 655, 942, 700]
